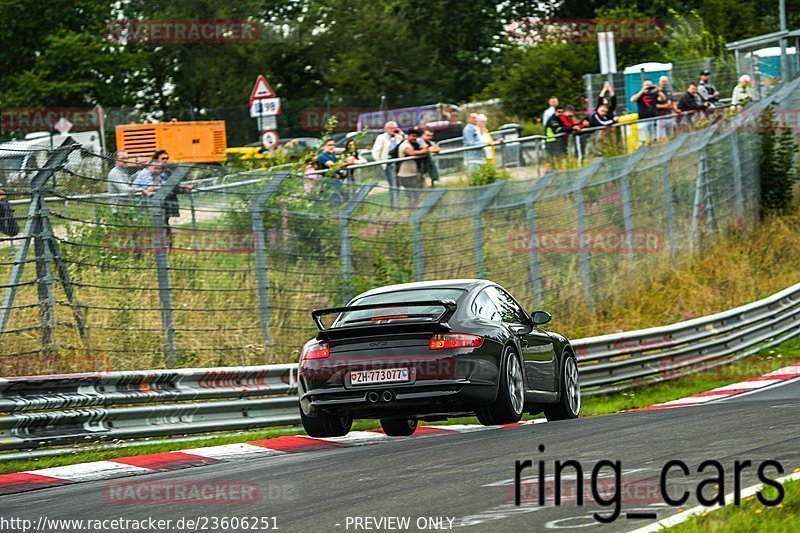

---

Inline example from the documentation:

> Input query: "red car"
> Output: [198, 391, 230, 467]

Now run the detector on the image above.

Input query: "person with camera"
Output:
[0, 189, 19, 238]
[630, 79, 659, 144]
[597, 82, 617, 115]
[655, 76, 678, 139]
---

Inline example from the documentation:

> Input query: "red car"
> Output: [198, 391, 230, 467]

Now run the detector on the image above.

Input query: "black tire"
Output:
[477, 346, 525, 425]
[380, 418, 418, 436]
[300, 407, 352, 437]
[544, 353, 581, 421]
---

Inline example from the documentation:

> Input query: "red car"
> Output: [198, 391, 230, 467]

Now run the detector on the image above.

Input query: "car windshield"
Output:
[334, 288, 466, 326]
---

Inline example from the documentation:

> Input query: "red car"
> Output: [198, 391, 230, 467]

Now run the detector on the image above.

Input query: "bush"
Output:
[468, 163, 511, 186]
[759, 107, 798, 214]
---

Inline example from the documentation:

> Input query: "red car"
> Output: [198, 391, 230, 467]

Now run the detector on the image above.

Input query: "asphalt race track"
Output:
[1, 379, 798, 532]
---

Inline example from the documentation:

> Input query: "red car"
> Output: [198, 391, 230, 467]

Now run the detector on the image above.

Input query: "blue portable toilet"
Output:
[623, 62, 672, 114]
[753, 47, 798, 79]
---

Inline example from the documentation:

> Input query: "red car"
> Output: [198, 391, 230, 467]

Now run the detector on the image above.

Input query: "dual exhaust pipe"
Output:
[366, 390, 395, 403]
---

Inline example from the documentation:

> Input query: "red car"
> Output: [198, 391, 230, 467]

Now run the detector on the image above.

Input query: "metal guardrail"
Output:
[1, 282, 798, 453]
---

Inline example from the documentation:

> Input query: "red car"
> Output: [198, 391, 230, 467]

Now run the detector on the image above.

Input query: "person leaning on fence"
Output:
[476, 114, 497, 166]
[371, 121, 405, 192]
[417, 127, 441, 186]
[107, 150, 138, 212]
[678, 83, 710, 125]
[462, 112, 485, 174]
[397, 127, 430, 206]
[0, 189, 20, 237]
[731, 75, 758, 107]
[545, 105, 567, 159]
[561, 106, 581, 156]
[342, 138, 367, 184]
[303, 156, 321, 194]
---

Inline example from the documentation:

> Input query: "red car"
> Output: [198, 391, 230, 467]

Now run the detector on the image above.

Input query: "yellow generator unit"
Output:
[115, 120, 227, 163]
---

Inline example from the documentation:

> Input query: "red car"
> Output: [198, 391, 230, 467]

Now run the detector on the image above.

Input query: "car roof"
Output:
[353, 279, 490, 300]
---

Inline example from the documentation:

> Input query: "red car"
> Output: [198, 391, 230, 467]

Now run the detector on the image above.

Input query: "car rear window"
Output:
[335, 288, 466, 326]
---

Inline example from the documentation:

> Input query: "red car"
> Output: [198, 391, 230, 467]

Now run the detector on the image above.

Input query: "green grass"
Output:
[670, 476, 800, 532]
[2, 340, 798, 476]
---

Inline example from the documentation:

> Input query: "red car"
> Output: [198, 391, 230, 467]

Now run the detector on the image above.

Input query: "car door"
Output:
[486, 286, 557, 392]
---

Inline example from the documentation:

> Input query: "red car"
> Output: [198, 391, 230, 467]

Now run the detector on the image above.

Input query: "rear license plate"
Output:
[350, 368, 410, 386]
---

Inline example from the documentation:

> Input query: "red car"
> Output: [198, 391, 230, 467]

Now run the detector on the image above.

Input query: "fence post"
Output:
[188, 193, 199, 254]
[473, 181, 505, 279]
[0, 142, 78, 342]
[149, 166, 190, 367]
[525, 172, 556, 307]
[340, 183, 377, 303]
[661, 161, 677, 258]
[572, 159, 604, 314]
[689, 148, 708, 250]
[251, 171, 290, 355]
[619, 150, 645, 267]
[412, 189, 445, 281]
[730, 131, 745, 220]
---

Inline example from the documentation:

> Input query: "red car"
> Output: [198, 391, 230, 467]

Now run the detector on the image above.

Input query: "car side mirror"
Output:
[531, 311, 552, 325]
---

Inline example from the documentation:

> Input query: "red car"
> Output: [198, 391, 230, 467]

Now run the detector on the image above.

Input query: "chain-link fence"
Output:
[1, 77, 798, 375]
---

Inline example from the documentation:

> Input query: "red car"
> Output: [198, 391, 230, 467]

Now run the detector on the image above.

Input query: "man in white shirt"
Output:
[542, 96, 559, 126]
[371, 121, 405, 204]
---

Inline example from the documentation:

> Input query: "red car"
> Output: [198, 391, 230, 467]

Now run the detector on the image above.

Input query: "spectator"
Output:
[630, 80, 659, 144]
[476, 114, 496, 166]
[655, 76, 678, 139]
[731, 75, 758, 107]
[397, 127, 430, 205]
[545, 106, 567, 158]
[131, 156, 165, 195]
[417, 127, 441, 186]
[561, 105, 581, 156]
[0, 189, 19, 237]
[597, 82, 617, 115]
[303, 156, 321, 194]
[583, 104, 618, 129]
[542, 96, 559, 125]
[342, 138, 366, 184]
[107, 150, 137, 211]
[678, 83, 710, 115]
[697, 69, 720, 107]
[318, 138, 339, 174]
[462, 112, 485, 174]
[371, 121, 405, 199]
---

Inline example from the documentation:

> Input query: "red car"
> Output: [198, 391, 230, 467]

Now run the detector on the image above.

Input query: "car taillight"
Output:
[429, 333, 483, 350]
[302, 340, 330, 360]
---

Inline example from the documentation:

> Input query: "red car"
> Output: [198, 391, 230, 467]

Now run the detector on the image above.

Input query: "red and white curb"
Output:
[0, 420, 547, 496]
[636, 362, 800, 410]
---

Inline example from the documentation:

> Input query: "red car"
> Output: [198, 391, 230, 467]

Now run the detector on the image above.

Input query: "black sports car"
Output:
[297, 279, 580, 437]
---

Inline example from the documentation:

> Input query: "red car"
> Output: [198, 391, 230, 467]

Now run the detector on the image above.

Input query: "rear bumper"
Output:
[299, 378, 497, 418]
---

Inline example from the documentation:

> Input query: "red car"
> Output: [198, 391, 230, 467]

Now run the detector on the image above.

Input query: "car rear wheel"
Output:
[477, 346, 524, 425]
[544, 353, 580, 421]
[380, 418, 418, 436]
[300, 407, 352, 437]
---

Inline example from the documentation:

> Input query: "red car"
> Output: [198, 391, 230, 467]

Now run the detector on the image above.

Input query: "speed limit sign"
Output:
[261, 129, 279, 150]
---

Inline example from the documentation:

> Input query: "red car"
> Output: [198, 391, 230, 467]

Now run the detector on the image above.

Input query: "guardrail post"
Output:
[412, 189, 445, 281]
[573, 159, 604, 314]
[340, 183, 377, 303]
[473, 181, 505, 279]
[525, 172, 555, 307]
[150, 166, 190, 367]
[251, 172, 291, 355]
[730, 131, 745, 220]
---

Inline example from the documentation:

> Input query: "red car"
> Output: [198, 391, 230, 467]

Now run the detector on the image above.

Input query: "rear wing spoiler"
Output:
[311, 299, 458, 332]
